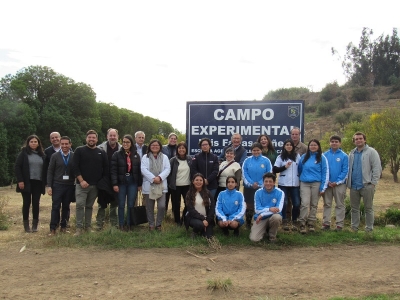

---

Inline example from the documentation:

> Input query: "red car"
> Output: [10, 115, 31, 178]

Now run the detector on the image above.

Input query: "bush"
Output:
[317, 102, 335, 116]
[334, 95, 347, 109]
[351, 87, 371, 102]
[389, 75, 400, 93]
[0, 196, 10, 230]
[319, 81, 341, 102]
[383, 208, 400, 225]
[305, 104, 317, 113]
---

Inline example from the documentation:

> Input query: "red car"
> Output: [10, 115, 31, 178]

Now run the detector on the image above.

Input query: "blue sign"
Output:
[186, 100, 304, 155]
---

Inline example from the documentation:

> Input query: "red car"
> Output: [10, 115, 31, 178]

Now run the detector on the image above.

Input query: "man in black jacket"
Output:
[218, 133, 247, 167]
[190, 138, 219, 198]
[72, 130, 108, 236]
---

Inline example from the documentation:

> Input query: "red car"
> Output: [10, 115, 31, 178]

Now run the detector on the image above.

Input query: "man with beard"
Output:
[72, 130, 108, 236]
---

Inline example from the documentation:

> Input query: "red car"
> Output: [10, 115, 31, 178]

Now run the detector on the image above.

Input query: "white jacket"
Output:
[141, 153, 171, 194]
[274, 154, 301, 187]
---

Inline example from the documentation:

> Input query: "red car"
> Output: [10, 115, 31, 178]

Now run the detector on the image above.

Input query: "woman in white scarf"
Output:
[141, 139, 171, 230]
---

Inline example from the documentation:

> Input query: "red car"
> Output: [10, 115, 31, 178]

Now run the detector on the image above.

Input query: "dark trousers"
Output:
[50, 183, 74, 230]
[243, 187, 257, 225]
[171, 185, 190, 224]
[165, 188, 173, 212]
[22, 179, 42, 220]
[189, 218, 214, 238]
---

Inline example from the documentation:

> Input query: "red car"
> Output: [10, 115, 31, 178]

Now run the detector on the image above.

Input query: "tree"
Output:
[366, 109, 400, 182]
[334, 27, 400, 87]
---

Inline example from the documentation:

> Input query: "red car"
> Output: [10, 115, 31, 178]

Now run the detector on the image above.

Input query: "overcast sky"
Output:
[1, 0, 398, 132]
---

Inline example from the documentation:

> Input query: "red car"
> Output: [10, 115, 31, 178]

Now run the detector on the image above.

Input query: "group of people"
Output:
[15, 127, 381, 242]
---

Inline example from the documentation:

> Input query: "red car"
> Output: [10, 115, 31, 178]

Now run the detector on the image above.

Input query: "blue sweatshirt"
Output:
[323, 148, 349, 185]
[242, 155, 272, 188]
[215, 189, 246, 222]
[298, 152, 329, 192]
[254, 186, 284, 220]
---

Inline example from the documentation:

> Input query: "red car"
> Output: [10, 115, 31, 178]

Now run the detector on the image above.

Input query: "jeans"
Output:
[189, 218, 214, 238]
[22, 179, 43, 220]
[117, 175, 138, 226]
[50, 183, 74, 230]
[278, 185, 300, 222]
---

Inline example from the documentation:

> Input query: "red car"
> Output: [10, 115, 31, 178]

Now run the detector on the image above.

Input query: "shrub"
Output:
[389, 75, 400, 93]
[319, 81, 341, 102]
[351, 87, 371, 102]
[0, 196, 10, 230]
[207, 278, 232, 292]
[305, 104, 317, 113]
[383, 208, 400, 225]
[317, 102, 335, 116]
[334, 95, 347, 109]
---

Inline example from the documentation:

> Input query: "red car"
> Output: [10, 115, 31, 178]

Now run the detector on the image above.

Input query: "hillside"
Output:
[301, 86, 400, 141]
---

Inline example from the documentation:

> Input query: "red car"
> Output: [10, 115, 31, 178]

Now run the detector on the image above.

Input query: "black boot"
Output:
[23, 220, 31, 233]
[32, 219, 39, 232]
[222, 227, 229, 236]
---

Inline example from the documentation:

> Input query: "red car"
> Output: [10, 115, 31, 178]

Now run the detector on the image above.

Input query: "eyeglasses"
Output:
[122, 141, 131, 144]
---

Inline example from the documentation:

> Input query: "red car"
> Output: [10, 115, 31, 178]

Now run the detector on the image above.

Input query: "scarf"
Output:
[126, 151, 131, 173]
[149, 153, 164, 199]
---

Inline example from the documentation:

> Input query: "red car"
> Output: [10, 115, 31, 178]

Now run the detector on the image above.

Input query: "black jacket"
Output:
[184, 192, 215, 229]
[110, 149, 142, 187]
[14, 150, 47, 194]
[190, 151, 219, 190]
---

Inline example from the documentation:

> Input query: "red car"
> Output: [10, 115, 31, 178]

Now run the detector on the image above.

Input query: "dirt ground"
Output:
[1, 169, 399, 300]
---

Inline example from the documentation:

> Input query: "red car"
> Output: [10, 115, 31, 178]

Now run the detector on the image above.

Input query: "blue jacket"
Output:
[215, 189, 245, 222]
[323, 148, 348, 185]
[298, 152, 329, 192]
[242, 155, 272, 188]
[254, 186, 284, 220]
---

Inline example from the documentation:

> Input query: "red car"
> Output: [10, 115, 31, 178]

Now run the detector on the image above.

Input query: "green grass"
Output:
[207, 277, 232, 292]
[40, 216, 400, 251]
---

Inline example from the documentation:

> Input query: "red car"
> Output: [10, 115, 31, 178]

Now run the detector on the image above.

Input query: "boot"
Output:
[23, 220, 31, 233]
[32, 219, 39, 232]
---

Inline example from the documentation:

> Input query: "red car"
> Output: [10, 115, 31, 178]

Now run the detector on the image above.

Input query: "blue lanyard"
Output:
[61, 151, 70, 174]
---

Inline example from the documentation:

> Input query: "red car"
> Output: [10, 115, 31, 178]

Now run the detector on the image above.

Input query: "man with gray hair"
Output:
[96, 128, 121, 229]
[135, 131, 147, 159]
[218, 133, 247, 166]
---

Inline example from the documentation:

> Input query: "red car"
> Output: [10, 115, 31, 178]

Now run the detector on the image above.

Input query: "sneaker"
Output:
[300, 225, 307, 234]
[321, 225, 330, 231]
[269, 237, 277, 243]
[308, 225, 315, 232]
[73, 228, 82, 237]
[335, 226, 343, 232]
[155, 225, 162, 231]
[48, 229, 56, 236]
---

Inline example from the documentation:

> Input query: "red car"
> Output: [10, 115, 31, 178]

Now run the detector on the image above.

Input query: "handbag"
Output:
[130, 191, 148, 226]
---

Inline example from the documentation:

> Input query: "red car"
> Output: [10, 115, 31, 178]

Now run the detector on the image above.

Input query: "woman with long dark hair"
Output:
[242, 142, 272, 229]
[257, 134, 278, 165]
[184, 173, 215, 239]
[298, 139, 328, 234]
[167, 141, 192, 225]
[15, 135, 47, 232]
[273, 139, 301, 230]
[111, 134, 142, 231]
[141, 139, 171, 230]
